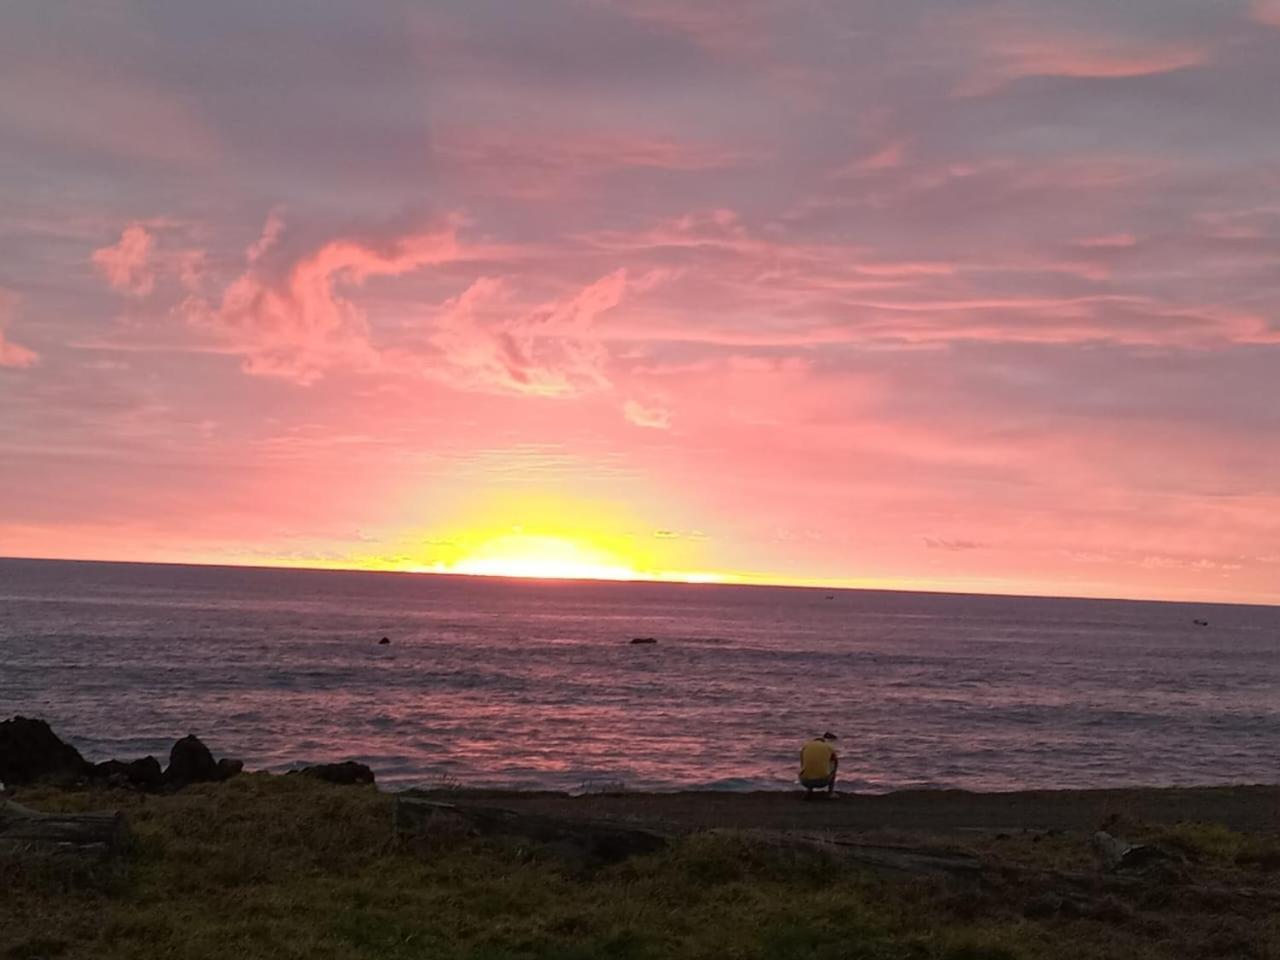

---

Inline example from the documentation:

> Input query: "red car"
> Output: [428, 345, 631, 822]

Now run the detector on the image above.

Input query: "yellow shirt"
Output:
[800, 739, 837, 779]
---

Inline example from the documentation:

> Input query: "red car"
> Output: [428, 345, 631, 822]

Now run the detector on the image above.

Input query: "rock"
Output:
[393, 797, 667, 866]
[0, 716, 91, 786]
[300, 761, 375, 785]
[379, 636, 391, 645]
[630, 637, 657, 645]
[92, 756, 163, 790]
[1091, 830, 1181, 875]
[164, 735, 221, 786]
[216, 757, 244, 780]
[1193, 618, 1209, 627]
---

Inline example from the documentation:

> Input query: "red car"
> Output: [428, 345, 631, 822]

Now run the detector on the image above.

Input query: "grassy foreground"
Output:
[3, 774, 1278, 960]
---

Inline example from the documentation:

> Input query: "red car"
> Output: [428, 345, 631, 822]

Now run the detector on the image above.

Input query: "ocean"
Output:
[1, 557, 1277, 793]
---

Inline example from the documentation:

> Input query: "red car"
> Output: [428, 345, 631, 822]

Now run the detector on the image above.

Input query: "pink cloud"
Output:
[603, 0, 769, 59]
[438, 130, 742, 174]
[92, 224, 156, 296]
[433, 130, 746, 201]
[1076, 233, 1139, 249]
[184, 213, 459, 383]
[831, 140, 910, 178]
[1252, 1, 1280, 26]
[0, 291, 38, 368]
[623, 399, 672, 429]
[428, 269, 636, 397]
[953, 18, 1209, 95]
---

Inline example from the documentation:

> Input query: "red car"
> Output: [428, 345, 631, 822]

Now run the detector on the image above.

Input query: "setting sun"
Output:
[443, 533, 639, 581]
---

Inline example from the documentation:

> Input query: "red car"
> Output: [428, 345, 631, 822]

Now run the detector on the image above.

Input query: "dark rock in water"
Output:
[216, 757, 245, 780]
[300, 760, 375, 785]
[165, 735, 221, 786]
[379, 636, 391, 645]
[1192, 618, 1209, 627]
[630, 637, 657, 645]
[93, 755, 163, 790]
[0, 716, 91, 785]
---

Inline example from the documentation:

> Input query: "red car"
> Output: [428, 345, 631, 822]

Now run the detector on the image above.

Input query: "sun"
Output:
[444, 533, 640, 582]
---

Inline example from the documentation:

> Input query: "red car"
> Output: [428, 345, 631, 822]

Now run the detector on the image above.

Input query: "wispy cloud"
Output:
[92, 224, 157, 296]
[1252, 1, 1280, 27]
[428, 269, 635, 397]
[182, 213, 459, 383]
[0, 290, 38, 368]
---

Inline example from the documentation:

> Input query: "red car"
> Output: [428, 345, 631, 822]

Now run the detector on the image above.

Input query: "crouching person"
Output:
[799, 732, 839, 797]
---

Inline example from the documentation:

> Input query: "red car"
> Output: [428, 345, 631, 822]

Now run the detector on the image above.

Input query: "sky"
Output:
[2, 0, 1280, 604]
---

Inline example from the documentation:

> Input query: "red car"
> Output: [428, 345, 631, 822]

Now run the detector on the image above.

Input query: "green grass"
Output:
[1, 775, 1276, 960]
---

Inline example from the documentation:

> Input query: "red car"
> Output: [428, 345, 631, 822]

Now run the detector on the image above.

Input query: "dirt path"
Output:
[410, 785, 1280, 836]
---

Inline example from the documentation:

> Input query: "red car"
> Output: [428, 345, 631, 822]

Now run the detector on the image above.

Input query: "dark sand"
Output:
[411, 785, 1280, 836]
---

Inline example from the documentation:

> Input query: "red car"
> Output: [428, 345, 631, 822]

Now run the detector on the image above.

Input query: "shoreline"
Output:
[9, 714, 1279, 834]
[400, 783, 1280, 836]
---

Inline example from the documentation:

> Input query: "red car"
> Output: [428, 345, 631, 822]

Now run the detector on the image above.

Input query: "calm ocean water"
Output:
[1, 557, 1277, 792]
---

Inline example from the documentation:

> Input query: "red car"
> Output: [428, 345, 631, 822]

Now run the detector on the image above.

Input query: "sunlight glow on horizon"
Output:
[402, 532, 728, 585]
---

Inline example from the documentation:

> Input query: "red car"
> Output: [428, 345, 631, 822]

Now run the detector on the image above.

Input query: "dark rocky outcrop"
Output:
[217, 757, 244, 780]
[0, 716, 91, 786]
[300, 761, 375, 785]
[164, 735, 222, 786]
[630, 637, 657, 645]
[92, 756, 163, 790]
[2, 718, 243, 793]
[379, 636, 391, 645]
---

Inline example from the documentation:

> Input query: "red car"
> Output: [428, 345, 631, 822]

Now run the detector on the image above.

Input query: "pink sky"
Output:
[2, 1, 1280, 603]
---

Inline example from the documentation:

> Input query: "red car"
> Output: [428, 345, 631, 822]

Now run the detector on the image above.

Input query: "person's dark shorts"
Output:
[800, 776, 833, 790]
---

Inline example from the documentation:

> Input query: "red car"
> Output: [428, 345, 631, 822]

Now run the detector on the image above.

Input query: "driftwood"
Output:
[781, 833, 986, 878]
[0, 799, 131, 861]
[394, 797, 667, 864]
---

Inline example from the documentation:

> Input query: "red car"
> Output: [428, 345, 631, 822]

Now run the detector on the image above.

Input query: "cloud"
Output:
[92, 224, 157, 296]
[0, 290, 38, 368]
[429, 269, 634, 397]
[602, 0, 769, 59]
[954, 17, 1209, 95]
[1252, 1, 1280, 26]
[184, 213, 459, 383]
[91, 222, 207, 297]
[246, 209, 285, 262]
[923, 537, 985, 551]
[438, 130, 742, 174]
[431, 129, 747, 202]
[623, 399, 672, 429]
[831, 140, 910, 178]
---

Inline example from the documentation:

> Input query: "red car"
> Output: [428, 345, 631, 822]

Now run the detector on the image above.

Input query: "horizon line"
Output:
[2, 553, 1274, 611]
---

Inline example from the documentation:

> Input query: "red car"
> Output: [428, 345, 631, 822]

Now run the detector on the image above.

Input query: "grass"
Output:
[2, 775, 1277, 960]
